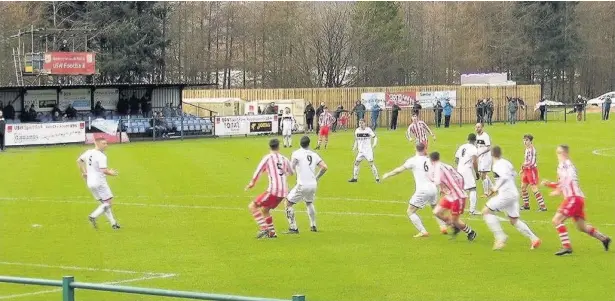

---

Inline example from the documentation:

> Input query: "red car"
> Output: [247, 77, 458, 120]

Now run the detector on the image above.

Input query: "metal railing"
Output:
[0, 276, 306, 301]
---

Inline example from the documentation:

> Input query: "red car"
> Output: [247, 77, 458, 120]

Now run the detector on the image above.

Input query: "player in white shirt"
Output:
[483, 146, 541, 250]
[475, 123, 494, 196]
[284, 136, 328, 234]
[454, 133, 480, 215]
[349, 119, 380, 183]
[77, 137, 120, 230]
[382, 143, 448, 237]
[281, 108, 295, 148]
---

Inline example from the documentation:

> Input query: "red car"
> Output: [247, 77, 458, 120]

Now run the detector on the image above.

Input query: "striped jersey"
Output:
[556, 159, 584, 198]
[251, 153, 293, 197]
[407, 121, 430, 143]
[432, 162, 467, 200]
[522, 146, 537, 169]
[319, 112, 335, 127]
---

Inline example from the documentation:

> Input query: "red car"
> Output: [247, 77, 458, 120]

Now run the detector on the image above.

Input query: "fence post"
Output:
[62, 276, 75, 301]
[292, 295, 306, 301]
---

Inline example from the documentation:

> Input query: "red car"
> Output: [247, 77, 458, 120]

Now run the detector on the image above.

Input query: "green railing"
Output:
[0, 276, 306, 301]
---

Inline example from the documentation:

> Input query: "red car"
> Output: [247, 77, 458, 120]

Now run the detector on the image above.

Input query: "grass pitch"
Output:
[0, 117, 614, 301]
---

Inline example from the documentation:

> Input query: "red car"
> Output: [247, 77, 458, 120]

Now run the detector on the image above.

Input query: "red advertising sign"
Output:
[43, 52, 96, 75]
[385, 91, 417, 108]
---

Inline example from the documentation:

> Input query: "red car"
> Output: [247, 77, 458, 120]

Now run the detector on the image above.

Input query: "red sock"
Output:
[534, 191, 546, 209]
[522, 190, 529, 207]
[265, 216, 275, 233]
[556, 224, 572, 249]
[251, 210, 267, 230]
[587, 225, 606, 241]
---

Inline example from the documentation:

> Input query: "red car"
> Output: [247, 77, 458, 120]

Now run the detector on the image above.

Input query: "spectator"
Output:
[257, 106, 262, 115]
[351, 101, 366, 127]
[51, 105, 63, 121]
[485, 98, 494, 125]
[315, 102, 325, 133]
[537, 98, 547, 121]
[390, 103, 401, 130]
[65, 104, 77, 119]
[0, 111, 5, 151]
[443, 99, 453, 128]
[277, 109, 283, 135]
[3, 102, 15, 120]
[150, 112, 168, 138]
[116, 95, 129, 116]
[264, 102, 277, 115]
[370, 103, 381, 130]
[603, 96, 611, 121]
[129, 92, 140, 117]
[304, 102, 315, 132]
[162, 103, 173, 117]
[28, 105, 38, 122]
[433, 101, 443, 128]
[574, 95, 586, 121]
[332, 105, 347, 132]
[476, 99, 485, 123]
[507, 97, 518, 124]
[93, 101, 105, 118]
[140, 93, 151, 118]
[175, 103, 183, 117]
[412, 102, 422, 116]
[338, 111, 349, 131]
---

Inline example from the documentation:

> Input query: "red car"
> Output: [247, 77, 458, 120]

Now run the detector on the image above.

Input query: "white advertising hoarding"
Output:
[59, 89, 91, 111]
[94, 88, 120, 110]
[4, 121, 86, 146]
[214, 114, 278, 136]
[360, 93, 386, 111]
[416, 90, 457, 108]
[24, 89, 57, 112]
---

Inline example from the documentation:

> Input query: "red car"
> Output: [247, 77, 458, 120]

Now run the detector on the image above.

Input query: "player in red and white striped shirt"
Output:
[406, 115, 436, 150]
[542, 145, 611, 255]
[245, 138, 293, 239]
[315, 106, 335, 150]
[520, 134, 547, 211]
[430, 152, 477, 241]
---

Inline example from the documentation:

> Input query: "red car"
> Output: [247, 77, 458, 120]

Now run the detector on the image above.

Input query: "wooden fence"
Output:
[183, 85, 542, 127]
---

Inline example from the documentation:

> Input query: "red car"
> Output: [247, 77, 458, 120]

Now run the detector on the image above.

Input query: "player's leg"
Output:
[530, 184, 546, 211]
[520, 182, 531, 210]
[367, 155, 380, 182]
[482, 205, 507, 249]
[349, 154, 364, 182]
[98, 185, 119, 229]
[87, 186, 106, 229]
[503, 197, 540, 248]
[408, 194, 428, 237]
[433, 204, 452, 227]
[552, 211, 573, 255]
[284, 187, 302, 233]
[467, 188, 478, 214]
[261, 207, 277, 238]
[323, 128, 329, 149]
[304, 187, 318, 231]
[575, 218, 611, 250]
[249, 193, 269, 237]
[451, 199, 476, 241]
[315, 132, 323, 149]
[427, 192, 448, 234]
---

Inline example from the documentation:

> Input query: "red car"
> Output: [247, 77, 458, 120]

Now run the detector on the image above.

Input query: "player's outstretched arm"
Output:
[382, 165, 406, 180]
[100, 168, 118, 176]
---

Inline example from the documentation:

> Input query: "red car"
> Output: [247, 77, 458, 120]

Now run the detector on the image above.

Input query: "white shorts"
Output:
[485, 192, 520, 218]
[287, 185, 317, 204]
[459, 168, 476, 190]
[355, 151, 374, 162]
[88, 183, 114, 202]
[478, 154, 493, 172]
[282, 127, 292, 136]
[409, 187, 438, 209]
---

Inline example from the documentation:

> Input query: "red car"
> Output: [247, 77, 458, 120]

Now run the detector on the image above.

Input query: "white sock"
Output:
[353, 164, 359, 179]
[469, 190, 477, 212]
[409, 213, 427, 233]
[90, 204, 106, 219]
[103, 206, 117, 225]
[483, 178, 492, 195]
[369, 162, 379, 180]
[483, 213, 506, 241]
[287, 136, 292, 146]
[285, 206, 297, 230]
[306, 203, 316, 227]
[514, 220, 538, 241]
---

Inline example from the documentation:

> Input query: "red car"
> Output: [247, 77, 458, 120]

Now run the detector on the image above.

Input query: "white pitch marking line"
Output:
[1, 197, 613, 227]
[0, 273, 176, 300]
[0, 262, 172, 276]
[592, 147, 615, 157]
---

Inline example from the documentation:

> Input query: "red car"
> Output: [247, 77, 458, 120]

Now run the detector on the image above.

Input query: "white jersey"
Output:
[455, 143, 478, 172]
[354, 127, 376, 154]
[79, 149, 108, 187]
[291, 148, 323, 187]
[282, 113, 294, 130]
[402, 154, 437, 192]
[492, 158, 518, 195]
[476, 132, 491, 158]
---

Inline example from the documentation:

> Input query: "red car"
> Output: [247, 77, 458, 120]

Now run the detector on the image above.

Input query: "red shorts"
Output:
[558, 196, 586, 221]
[522, 167, 539, 185]
[439, 197, 465, 215]
[254, 192, 284, 210]
[319, 126, 330, 137]
[339, 117, 348, 126]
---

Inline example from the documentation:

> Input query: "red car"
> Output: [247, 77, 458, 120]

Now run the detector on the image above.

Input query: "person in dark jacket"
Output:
[3, 102, 15, 120]
[603, 96, 612, 120]
[0, 111, 5, 151]
[304, 102, 315, 132]
[433, 101, 443, 127]
[65, 104, 77, 119]
[93, 101, 105, 118]
[28, 105, 38, 122]
[476, 99, 485, 123]
[129, 92, 140, 116]
[315, 102, 325, 133]
[51, 105, 63, 121]
[485, 98, 494, 125]
[140, 94, 151, 118]
[116, 95, 129, 116]
[412, 102, 422, 116]
[390, 103, 401, 130]
[351, 101, 366, 127]
[332, 105, 347, 132]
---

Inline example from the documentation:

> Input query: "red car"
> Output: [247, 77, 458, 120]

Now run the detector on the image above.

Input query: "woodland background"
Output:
[0, 1, 614, 102]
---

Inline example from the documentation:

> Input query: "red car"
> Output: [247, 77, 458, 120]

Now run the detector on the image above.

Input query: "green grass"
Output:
[1, 118, 614, 301]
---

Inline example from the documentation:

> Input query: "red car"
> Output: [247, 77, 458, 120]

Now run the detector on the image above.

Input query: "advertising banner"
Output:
[214, 114, 278, 136]
[4, 121, 85, 146]
[43, 52, 96, 75]
[416, 90, 457, 108]
[94, 88, 120, 110]
[59, 89, 91, 111]
[24, 89, 57, 112]
[385, 91, 416, 108]
[360, 93, 386, 111]
[90, 119, 119, 135]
